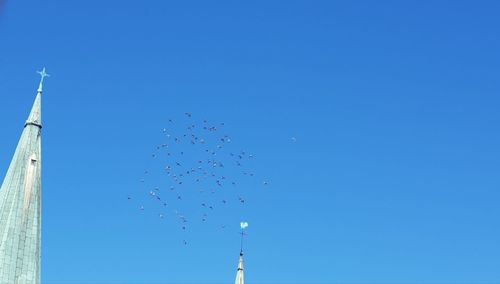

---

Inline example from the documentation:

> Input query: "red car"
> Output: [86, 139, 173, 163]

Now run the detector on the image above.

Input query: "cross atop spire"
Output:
[37, 67, 50, 93]
[240, 221, 249, 254]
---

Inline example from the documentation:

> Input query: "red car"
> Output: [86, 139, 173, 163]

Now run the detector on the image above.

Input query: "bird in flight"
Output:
[133, 111, 270, 245]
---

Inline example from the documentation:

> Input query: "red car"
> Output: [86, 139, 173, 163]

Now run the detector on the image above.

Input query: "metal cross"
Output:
[36, 67, 50, 92]
[37, 67, 50, 81]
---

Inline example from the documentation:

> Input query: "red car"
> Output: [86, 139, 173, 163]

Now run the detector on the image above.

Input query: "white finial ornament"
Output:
[240, 222, 249, 229]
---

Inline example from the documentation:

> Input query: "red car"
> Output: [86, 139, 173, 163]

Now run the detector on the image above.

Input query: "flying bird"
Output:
[134, 112, 269, 244]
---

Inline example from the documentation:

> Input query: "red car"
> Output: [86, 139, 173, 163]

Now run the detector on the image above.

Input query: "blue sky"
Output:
[1, 1, 499, 283]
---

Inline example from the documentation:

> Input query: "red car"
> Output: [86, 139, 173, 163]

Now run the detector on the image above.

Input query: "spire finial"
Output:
[240, 221, 249, 254]
[36, 67, 50, 93]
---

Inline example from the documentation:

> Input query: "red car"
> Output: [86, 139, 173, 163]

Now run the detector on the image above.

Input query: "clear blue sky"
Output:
[1, 1, 499, 283]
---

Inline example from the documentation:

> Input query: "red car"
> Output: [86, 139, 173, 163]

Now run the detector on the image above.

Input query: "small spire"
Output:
[36, 67, 50, 93]
[235, 252, 245, 284]
[235, 221, 248, 284]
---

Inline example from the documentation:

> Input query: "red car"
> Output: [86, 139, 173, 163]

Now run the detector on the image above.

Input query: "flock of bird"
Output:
[128, 112, 269, 245]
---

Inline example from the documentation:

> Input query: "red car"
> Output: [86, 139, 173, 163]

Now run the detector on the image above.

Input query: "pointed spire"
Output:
[235, 222, 248, 284]
[235, 252, 245, 284]
[0, 70, 44, 283]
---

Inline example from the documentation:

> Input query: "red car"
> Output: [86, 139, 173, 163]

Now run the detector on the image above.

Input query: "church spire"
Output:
[0, 69, 46, 283]
[235, 252, 245, 284]
[235, 222, 248, 284]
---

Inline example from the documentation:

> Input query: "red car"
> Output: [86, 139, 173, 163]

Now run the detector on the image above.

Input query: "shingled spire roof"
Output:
[235, 251, 245, 284]
[0, 69, 48, 283]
